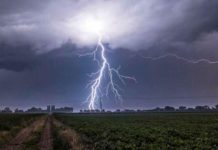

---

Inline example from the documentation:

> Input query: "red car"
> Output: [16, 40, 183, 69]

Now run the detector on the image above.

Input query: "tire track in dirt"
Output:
[4, 117, 46, 150]
[39, 116, 53, 150]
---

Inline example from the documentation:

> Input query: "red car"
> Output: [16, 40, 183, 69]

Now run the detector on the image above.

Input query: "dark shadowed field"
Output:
[1, 112, 218, 150]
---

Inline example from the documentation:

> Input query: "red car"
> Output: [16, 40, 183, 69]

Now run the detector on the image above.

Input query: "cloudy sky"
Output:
[0, 0, 218, 110]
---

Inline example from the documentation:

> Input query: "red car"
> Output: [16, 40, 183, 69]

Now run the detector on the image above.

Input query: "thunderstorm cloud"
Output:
[0, 0, 218, 109]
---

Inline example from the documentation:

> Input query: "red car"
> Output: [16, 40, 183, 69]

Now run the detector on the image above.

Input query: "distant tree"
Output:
[203, 105, 210, 110]
[195, 106, 203, 111]
[15, 108, 24, 113]
[179, 106, 186, 111]
[153, 107, 163, 111]
[187, 108, 195, 111]
[164, 106, 175, 111]
[124, 109, 135, 112]
[137, 109, 142, 112]
[26, 107, 42, 113]
[195, 105, 210, 111]
[116, 109, 120, 112]
[95, 109, 100, 113]
[91, 109, 95, 113]
[2, 107, 12, 113]
[84, 110, 90, 113]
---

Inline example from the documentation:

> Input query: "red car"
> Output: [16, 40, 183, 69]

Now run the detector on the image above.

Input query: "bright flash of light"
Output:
[84, 17, 104, 34]
[79, 18, 136, 110]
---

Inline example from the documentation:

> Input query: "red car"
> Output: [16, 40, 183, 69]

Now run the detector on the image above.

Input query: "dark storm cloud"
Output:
[0, 43, 95, 108]
[0, 0, 218, 109]
[0, 43, 37, 71]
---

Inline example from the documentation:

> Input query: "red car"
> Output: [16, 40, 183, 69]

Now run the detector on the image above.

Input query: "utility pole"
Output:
[99, 98, 103, 111]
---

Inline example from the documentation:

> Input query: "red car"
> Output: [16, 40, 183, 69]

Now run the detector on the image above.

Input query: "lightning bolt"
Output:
[143, 53, 218, 64]
[85, 32, 136, 110]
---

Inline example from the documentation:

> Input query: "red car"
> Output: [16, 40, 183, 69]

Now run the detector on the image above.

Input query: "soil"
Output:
[3, 115, 82, 150]
[4, 118, 45, 150]
[39, 116, 53, 150]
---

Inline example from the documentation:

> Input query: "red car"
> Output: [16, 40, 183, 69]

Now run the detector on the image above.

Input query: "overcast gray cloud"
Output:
[1, 0, 218, 109]
[1, 0, 218, 52]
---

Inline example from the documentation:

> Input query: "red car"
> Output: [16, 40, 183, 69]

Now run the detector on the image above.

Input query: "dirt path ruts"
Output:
[4, 118, 45, 150]
[53, 119, 84, 150]
[39, 116, 53, 150]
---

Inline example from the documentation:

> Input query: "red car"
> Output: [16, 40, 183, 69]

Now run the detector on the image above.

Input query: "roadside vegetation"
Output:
[53, 118, 84, 150]
[23, 117, 45, 150]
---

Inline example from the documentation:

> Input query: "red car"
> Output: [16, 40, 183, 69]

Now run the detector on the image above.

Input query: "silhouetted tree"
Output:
[187, 108, 195, 111]
[179, 106, 186, 111]
[26, 107, 42, 113]
[164, 106, 175, 111]
[15, 108, 24, 113]
[2, 107, 12, 113]
[116, 109, 121, 112]
[195, 105, 210, 111]
[153, 107, 163, 111]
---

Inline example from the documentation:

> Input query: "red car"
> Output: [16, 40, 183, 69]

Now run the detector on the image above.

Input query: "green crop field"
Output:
[1, 112, 218, 149]
[55, 112, 218, 150]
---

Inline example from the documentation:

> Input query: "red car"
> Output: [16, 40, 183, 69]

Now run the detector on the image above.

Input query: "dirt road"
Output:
[3, 115, 83, 150]
[4, 118, 45, 150]
[39, 116, 53, 150]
